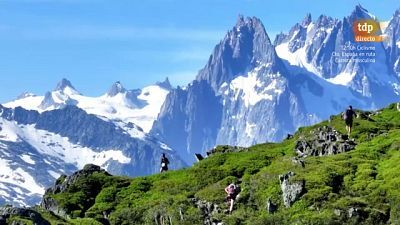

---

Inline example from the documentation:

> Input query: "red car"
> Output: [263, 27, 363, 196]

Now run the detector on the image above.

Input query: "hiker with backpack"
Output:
[160, 153, 170, 173]
[343, 105, 356, 135]
[225, 183, 238, 213]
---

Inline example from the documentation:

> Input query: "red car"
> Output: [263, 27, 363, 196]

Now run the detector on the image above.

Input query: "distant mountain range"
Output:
[0, 79, 185, 206]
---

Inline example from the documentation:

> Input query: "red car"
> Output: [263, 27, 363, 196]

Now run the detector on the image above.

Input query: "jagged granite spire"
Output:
[39, 92, 57, 109]
[196, 15, 278, 91]
[301, 13, 312, 27]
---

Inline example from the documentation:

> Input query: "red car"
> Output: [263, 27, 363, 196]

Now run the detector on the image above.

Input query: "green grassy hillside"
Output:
[5, 103, 400, 225]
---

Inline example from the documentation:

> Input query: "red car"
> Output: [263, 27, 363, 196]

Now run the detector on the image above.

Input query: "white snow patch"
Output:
[0, 119, 20, 142]
[229, 71, 273, 107]
[10, 124, 131, 169]
[327, 72, 356, 85]
[276, 42, 321, 76]
[20, 154, 35, 165]
[159, 142, 172, 151]
[3, 95, 44, 112]
[0, 158, 44, 196]
[397, 41, 400, 48]
[113, 120, 146, 140]
[48, 170, 61, 179]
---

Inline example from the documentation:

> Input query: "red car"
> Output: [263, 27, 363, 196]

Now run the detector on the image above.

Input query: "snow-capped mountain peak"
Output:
[54, 78, 80, 95]
[39, 78, 80, 110]
[107, 81, 127, 97]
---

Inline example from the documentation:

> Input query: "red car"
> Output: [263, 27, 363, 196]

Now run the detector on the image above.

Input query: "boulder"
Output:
[279, 172, 305, 208]
[295, 126, 356, 157]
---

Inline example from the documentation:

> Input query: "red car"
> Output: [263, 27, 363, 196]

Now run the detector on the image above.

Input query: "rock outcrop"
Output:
[279, 172, 305, 208]
[295, 126, 356, 157]
[192, 199, 223, 225]
[40, 164, 110, 219]
[0, 206, 50, 225]
[206, 145, 248, 157]
[44, 164, 110, 195]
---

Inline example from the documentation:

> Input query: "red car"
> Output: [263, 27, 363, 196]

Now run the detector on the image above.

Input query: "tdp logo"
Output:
[353, 19, 383, 42]
[357, 22, 374, 33]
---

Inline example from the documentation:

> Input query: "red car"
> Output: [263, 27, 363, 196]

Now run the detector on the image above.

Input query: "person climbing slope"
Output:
[343, 105, 356, 135]
[225, 183, 238, 213]
[160, 153, 170, 173]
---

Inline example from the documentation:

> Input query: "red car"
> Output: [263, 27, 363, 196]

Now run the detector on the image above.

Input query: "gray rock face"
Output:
[294, 126, 356, 157]
[152, 81, 223, 163]
[40, 196, 69, 220]
[279, 172, 305, 208]
[0, 206, 50, 225]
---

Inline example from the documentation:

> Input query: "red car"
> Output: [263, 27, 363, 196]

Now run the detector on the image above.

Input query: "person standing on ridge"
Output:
[160, 153, 170, 173]
[343, 105, 356, 135]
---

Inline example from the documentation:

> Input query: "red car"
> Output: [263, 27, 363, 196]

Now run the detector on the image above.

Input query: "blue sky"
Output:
[0, 0, 399, 102]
